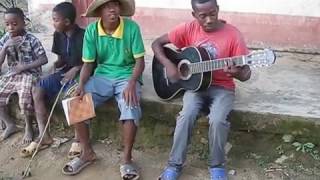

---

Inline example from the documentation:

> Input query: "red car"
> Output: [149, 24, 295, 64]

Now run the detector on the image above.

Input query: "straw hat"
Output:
[84, 0, 135, 17]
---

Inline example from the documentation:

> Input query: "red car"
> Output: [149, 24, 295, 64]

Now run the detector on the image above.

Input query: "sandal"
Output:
[62, 157, 95, 176]
[68, 142, 81, 159]
[120, 163, 140, 180]
[20, 141, 50, 158]
[158, 167, 180, 180]
[209, 167, 227, 180]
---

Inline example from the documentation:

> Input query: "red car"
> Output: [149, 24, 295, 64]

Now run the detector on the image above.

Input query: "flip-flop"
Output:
[20, 141, 50, 158]
[209, 167, 227, 180]
[67, 142, 81, 159]
[62, 157, 94, 176]
[120, 163, 140, 180]
[158, 167, 180, 180]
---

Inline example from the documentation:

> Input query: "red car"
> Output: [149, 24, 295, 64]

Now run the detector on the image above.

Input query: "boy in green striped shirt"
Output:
[62, 0, 145, 179]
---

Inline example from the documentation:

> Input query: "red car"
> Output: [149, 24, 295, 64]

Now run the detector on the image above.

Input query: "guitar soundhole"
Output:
[178, 60, 192, 80]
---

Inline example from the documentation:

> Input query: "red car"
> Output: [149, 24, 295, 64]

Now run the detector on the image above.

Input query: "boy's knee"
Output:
[208, 114, 230, 129]
[32, 87, 44, 101]
[180, 104, 201, 119]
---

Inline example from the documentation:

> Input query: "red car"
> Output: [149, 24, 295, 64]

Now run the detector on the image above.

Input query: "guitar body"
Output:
[152, 46, 276, 100]
[152, 46, 212, 100]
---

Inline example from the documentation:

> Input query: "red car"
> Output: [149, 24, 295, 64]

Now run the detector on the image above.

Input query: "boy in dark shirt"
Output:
[21, 2, 84, 157]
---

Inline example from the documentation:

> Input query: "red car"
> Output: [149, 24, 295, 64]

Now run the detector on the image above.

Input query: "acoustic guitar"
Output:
[152, 46, 276, 100]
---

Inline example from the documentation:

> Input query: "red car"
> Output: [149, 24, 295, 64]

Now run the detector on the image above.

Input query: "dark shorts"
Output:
[37, 71, 76, 99]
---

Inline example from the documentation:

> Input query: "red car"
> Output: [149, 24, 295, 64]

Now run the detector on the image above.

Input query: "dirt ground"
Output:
[1, 126, 319, 180]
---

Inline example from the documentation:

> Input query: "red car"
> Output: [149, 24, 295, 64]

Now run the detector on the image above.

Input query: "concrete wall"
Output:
[29, 0, 320, 52]
[136, 0, 320, 17]
[28, 0, 70, 33]
[133, 0, 320, 52]
[28, 0, 66, 10]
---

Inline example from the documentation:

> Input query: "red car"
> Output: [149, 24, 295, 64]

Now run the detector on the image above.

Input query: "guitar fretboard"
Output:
[189, 56, 246, 74]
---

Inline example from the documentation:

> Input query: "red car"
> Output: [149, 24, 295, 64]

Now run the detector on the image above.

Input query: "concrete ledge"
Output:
[86, 100, 320, 147]
[7, 92, 320, 150]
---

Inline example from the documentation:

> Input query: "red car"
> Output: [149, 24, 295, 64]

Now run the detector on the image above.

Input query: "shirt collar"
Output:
[63, 24, 81, 38]
[98, 17, 124, 39]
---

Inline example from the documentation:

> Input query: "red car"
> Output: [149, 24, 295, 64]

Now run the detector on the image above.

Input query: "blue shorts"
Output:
[37, 71, 76, 99]
[84, 76, 142, 126]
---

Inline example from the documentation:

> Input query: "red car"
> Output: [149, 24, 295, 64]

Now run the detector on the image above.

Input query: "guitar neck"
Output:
[189, 56, 246, 74]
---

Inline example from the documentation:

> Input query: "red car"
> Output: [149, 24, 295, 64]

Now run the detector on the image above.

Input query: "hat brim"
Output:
[83, 0, 135, 17]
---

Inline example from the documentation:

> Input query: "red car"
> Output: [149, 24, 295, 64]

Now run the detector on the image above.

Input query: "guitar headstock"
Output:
[246, 49, 276, 67]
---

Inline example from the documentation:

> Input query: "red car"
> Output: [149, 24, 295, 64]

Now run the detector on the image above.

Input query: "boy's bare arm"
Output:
[129, 57, 145, 83]
[123, 57, 145, 107]
[0, 47, 7, 67]
[152, 34, 180, 82]
[0, 36, 23, 68]
[11, 54, 48, 75]
[78, 63, 94, 87]
[54, 56, 66, 69]
[75, 62, 94, 98]
[61, 65, 82, 83]
[21, 54, 48, 71]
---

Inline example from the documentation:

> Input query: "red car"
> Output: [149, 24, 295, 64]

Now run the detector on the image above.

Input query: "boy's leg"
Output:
[115, 80, 142, 179]
[32, 87, 53, 145]
[21, 114, 33, 144]
[63, 81, 80, 142]
[115, 80, 142, 164]
[32, 72, 64, 145]
[18, 75, 39, 144]
[0, 76, 18, 140]
[64, 82, 82, 158]
[63, 76, 113, 174]
[167, 91, 204, 171]
[121, 120, 137, 163]
[78, 76, 113, 159]
[207, 86, 235, 168]
[0, 106, 18, 140]
[74, 122, 96, 161]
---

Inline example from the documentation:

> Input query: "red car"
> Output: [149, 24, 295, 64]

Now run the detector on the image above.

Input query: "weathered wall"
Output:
[133, 0, 320, 52]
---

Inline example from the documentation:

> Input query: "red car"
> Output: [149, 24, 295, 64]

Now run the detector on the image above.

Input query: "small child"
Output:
[0, 8, 48, 143]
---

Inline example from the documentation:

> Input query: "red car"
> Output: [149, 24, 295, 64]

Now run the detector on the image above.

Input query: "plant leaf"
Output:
[292, 142, 301, 147]
[296, 146, 302, 151]
[304, 143, 315, 149]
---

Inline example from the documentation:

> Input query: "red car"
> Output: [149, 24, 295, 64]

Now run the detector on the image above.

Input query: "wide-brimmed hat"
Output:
[84, 0, 135, 17]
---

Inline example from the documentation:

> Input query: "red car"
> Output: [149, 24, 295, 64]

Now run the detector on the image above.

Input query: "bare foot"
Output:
[35, 135, 54, 146]
[80, 150, 97, 162]
[21, 130, 33, 146]
[0, 125, 19, 141]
